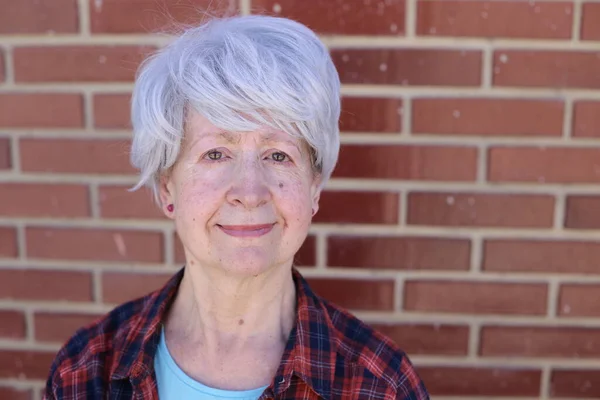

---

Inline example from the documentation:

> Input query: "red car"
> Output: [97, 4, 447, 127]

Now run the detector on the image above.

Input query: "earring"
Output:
[167, 204, 174, 212]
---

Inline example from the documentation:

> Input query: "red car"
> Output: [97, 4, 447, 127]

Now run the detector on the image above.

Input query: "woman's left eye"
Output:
[269, 152, 289, 162]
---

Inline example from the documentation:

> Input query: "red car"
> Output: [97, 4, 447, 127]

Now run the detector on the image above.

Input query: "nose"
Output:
[225, 157, 271, 209]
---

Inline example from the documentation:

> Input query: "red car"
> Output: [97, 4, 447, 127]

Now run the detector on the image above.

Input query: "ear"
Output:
[310, 174, 322, 216]
[158, 173, 176, 219]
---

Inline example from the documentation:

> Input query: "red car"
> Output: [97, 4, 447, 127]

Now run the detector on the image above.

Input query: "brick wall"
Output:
[1, 0, 600, 398]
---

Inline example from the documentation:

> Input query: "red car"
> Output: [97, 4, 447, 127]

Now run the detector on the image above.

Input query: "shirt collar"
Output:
[109, 267, 337, 399]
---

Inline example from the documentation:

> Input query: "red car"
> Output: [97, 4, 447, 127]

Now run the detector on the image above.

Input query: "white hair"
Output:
[129, 15, 341, 202]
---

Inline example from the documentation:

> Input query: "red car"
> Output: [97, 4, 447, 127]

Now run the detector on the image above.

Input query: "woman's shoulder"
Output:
[44, 292, 159, 397]
[317, 297, 429, 398]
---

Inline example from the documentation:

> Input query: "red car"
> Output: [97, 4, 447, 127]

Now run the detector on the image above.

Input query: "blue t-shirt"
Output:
[154, 328, 269, 399]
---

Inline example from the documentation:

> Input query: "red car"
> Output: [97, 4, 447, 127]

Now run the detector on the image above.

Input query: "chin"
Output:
[217, 247, 283, 276]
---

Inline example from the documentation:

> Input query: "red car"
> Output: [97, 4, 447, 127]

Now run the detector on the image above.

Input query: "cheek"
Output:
[174, 166, 225, 217]
[276, 180, 313, 224]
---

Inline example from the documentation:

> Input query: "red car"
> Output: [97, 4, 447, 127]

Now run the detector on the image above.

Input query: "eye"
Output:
[206, 150, 223, 161]
[270, 152, 289, 162]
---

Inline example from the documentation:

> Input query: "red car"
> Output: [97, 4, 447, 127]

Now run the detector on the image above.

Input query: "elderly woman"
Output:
[44, 15, 429, 400]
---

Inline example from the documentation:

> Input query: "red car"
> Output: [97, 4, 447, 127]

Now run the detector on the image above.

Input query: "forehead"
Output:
[185, 110, 297, 144]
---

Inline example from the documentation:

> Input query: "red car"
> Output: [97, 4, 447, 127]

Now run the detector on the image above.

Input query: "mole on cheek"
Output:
[278, 182, 284, 189]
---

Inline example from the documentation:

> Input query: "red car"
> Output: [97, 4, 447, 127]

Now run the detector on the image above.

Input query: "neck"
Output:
[164, 262, 297, 355]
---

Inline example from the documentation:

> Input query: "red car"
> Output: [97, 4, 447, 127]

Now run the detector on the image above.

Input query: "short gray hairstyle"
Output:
[130, 15, 341, 202]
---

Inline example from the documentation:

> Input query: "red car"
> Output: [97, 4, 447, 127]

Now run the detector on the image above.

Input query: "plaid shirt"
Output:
[44, 268, 429, 399]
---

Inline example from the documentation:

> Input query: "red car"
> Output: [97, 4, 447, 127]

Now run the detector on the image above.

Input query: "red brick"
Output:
[34, 312, 102, 343]
[0, 350, 55, 379]
[13, 46, 154, 83]
[327, 236, 470, 270]
[489, 147, 600, 183]
[371, 324, 469, 355]
[559, 284, 600, 317]
[254, 0, 405, 35]
[315, 191, 399, 224]
[0, 94, 84, 128]
[484, 239, 600, 274]
[418, 367, 541, 396]
[405, 280, 547, 315]
[417, 1, 572, 39]
[26, 227, 163, 263]
[481, 326, 600, 358]
[412, 98, 563, 136]
[407, 192, 554, 228]
[102, 272, 172, 304]
[0, 227, 17, 258]
[340, 97, 402, 133]
[551, 370, 600, 398]
[0, 269, 92, 302]
[294, 235, 316, 267]
[20, 139, 135, 175]
[332, 49, 482, 86]
[99, 185, 164, 219]
[0, 138, 10, 169]
[0, 310, 25, 339]
[573, 101, 600, 137]
[0, 0, 77, 34]
[93, 93, 131, 129]
[306, 278, 395, 311]
[582, 3, 600, 40]
[334, 145, 477, 181]
[566, 196, 600, 229]
[0, 387, 31, 400]
[0, 183, 89, 218]
[493, 50, 600, 89]
[90, 0, 236, 33]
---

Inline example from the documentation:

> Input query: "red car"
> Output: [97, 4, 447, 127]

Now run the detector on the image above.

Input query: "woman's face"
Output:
[160, 111, 321, 276]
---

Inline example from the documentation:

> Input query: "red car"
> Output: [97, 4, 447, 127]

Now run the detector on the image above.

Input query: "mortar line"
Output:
[93, 268, 103, 303]
[89, 183, 101, 219]
[240, 0, 251, 15]
[482, 45, 493, 88]
[547, 278, 560, 318]
[2, 44, 13, 84]
[571, 0, 583, 41]
[315, 232, 327, 270]
[540, 364, 552, 399]
[402, 95, 411, 135]
[405, 0, 417, 37]
[395, 274, 405, 312]
[83, 89, 94, 130]
[470, 235, 483, 273]
[476, 142, 487, 183]
[399, 190, 408, 226]
[554, 191, 566, 232]
[16, 223, 26, 261]
[467, 322, 480, 359]
[9, 132, 20, 173]
[562, 97, 574, 139]
[78, 0, 91, 36]
[24, 308, 35, 343]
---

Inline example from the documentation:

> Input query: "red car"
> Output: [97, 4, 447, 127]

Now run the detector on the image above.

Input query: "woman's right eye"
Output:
[206, 151, 223, 160]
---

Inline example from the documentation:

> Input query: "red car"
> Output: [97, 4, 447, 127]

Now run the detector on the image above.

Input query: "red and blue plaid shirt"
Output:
[44, 268, 429, 399]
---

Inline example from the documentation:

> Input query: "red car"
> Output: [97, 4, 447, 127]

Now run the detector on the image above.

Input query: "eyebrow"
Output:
[193, 129, 303, 154]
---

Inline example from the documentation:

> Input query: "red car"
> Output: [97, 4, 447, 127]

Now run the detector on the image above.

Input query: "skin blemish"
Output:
[279, 182, 284, 189]
[238, 319, 244, 325]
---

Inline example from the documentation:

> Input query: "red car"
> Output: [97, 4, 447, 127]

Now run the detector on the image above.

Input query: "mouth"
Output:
[217, 223, 275, 238]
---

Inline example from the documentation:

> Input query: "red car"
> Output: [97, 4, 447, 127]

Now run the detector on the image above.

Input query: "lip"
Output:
[217, 223, 275, 238]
